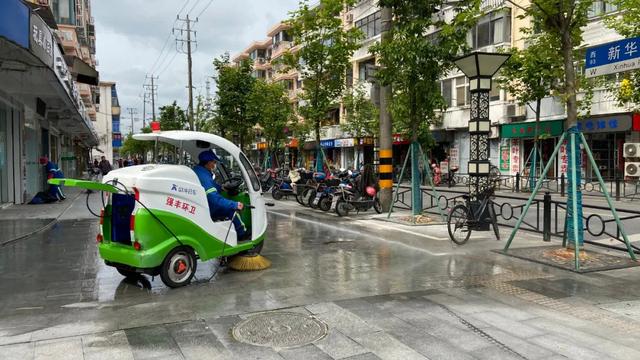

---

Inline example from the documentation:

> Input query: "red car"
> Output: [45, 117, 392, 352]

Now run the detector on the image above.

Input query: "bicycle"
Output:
[447, 185, 500, 245]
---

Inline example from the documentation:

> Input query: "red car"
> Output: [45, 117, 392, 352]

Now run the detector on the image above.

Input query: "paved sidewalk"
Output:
[0, 187, 86, 245]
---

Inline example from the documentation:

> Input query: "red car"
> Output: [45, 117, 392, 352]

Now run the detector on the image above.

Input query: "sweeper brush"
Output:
[228, 254, 272, 271]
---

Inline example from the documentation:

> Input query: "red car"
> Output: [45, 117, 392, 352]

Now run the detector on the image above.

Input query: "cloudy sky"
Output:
[94, 0, 299, 133]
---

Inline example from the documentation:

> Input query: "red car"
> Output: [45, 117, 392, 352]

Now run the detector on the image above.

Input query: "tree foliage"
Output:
[498, 33, 563, 124]
[371, 0, 480, 144]
[247, 80, 295, 149]
[119, 127, 152, 158]
[158, 101, 187, 131]
[281, 0, 363, 145]
[523, 0, 594, 126]
[341, 83, 378, 137]
[213, 53, 256, 147]
[605, 0, 640, 109]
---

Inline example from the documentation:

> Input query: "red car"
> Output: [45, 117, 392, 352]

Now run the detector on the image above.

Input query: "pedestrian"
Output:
[133, 157, 139, 166]
[39, 156, 66, 201]
[99, 156, 112, 176]
[118, 158, 123, 168]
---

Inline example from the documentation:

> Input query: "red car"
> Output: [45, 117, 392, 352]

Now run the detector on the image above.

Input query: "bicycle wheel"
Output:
[448, 204, 471, 245]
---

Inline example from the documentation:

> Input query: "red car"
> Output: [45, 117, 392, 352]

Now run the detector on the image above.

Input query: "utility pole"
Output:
[378, 6, 393, 212]
[126, 107, 138, 135]
[174, 15, 198, 131]
[144, 75, 158, 123]
[142, 92, 147, 129]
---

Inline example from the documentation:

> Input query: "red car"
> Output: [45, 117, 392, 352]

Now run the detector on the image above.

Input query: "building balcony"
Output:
[79, 83, 91, 99]
[112, 106, 121, 116]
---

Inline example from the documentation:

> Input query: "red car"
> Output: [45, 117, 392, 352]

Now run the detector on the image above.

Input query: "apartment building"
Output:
[232, 0, 638, 176]
[96, 82, 122, 164]
[0, 0, 100, 204]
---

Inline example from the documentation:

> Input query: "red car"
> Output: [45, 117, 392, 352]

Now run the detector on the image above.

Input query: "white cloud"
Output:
[93, 0, 298, 132]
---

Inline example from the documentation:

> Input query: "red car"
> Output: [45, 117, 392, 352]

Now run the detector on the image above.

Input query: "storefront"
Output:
[500, 119, 564, 177]
[578, 113, 637, 179]
[355, 136, 374, 167]
[335, 138, 355, 170]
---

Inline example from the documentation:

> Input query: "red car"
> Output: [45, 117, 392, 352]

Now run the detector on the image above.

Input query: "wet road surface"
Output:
[2, 199, 640, 359]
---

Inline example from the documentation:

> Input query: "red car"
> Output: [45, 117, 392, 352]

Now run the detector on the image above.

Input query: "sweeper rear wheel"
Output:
[160, 246, 197, 288]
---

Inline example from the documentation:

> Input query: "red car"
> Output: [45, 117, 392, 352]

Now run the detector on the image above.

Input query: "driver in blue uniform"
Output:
[193, 150, 248, 240]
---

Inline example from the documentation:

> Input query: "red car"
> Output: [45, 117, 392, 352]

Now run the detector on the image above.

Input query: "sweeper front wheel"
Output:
[160, 246, 197, 288]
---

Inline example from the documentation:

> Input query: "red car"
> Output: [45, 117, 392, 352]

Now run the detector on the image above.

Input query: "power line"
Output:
[157, 51, 179, 77]
[195, 0, 215, 19]
[177, 0, 192, 16]
[187, 0, 202, 16]
[149, 30, 174, 75]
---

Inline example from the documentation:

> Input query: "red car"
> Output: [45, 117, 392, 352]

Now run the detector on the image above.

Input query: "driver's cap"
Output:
[198, 149, 220, 163]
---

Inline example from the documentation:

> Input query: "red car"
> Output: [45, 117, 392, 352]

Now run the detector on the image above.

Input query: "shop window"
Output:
[346, 67, 353, 88]
[588, 1, 618, 17]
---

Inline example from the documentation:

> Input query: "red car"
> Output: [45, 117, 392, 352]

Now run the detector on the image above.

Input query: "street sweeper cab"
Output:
[49, 131, 268, 288]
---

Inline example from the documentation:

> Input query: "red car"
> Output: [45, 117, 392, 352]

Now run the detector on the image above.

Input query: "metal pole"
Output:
[410, 141, 422, 216]
[378, 5, 393, 212]
[186, 15, 194, 131]
[418, 144, 447, 221]
[569, 132, 580, 271]
[387, 148, 411, 219]
[151, 76, 156, 122]
[543, 191, 551, 242]
[504, 131, 567, 251]
[579, 132, 636, 260]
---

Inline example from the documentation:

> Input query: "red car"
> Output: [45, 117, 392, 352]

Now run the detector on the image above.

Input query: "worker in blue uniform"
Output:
[193, 149, 248, 240]
[40, 156, 66, 201]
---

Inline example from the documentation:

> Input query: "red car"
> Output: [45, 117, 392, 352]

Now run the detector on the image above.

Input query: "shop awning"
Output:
[501, 119, 564, 139]
[64, 55, 99, 85]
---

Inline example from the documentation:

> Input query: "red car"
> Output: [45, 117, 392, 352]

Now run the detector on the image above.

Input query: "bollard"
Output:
[560, 173, 565, 197]
[543, 191, 551, 242]
[515, 172, 520, 192]
[615, 176, 621, 201]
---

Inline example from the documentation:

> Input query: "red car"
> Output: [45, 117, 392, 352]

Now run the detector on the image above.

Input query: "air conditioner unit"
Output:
[623, 143, 640, 158]
[346, 13, 354, 23]
[625, 162, 640, 177]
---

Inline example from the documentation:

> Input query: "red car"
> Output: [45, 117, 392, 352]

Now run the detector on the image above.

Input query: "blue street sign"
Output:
[585, 37, 640, 78]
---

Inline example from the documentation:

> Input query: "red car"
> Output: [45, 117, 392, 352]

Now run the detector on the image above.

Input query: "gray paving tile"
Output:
[279, 344, 333, 360]
[530, 334, 608, 360]
[313, 329, 368, 359]
[0, 342, 35, 360]
[352, 331, 427, 360]
[471, 345, 527, 360]
[82, 330, 135, 360]
[310, 304, 381, 338]
[166, 320, 230, 360]
[124, 325, 183, 360]
[480, 328, 554, 360]
[471, 311, 544, 338]
[341, 353, 382, 360]
[34, 337, 84, 360]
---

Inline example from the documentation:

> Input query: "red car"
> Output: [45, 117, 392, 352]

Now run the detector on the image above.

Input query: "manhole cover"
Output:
[232, 312, 328, 348]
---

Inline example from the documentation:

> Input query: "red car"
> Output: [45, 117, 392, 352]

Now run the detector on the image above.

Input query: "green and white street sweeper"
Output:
[49, 131, 270, 288]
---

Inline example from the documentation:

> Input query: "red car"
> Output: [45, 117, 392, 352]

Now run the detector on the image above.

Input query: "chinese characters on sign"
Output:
[585, 37, 640, 78]
[166, 197, 196, 215]
[500, 145, 510, 172]
[30, 13, 53, 67]
[510, 140, 520, 174]
[559, 140, 568, 175]
[449, 147, 459, 168]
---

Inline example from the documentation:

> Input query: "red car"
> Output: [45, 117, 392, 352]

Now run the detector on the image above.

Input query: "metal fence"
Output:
[393, 185, 640, 254]
[400, 172, 640, 201]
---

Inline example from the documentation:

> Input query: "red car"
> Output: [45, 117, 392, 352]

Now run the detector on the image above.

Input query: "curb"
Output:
[1, 191, 84, 247]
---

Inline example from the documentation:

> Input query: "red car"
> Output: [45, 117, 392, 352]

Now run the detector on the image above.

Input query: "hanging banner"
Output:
[500, 145, 510, 172]
[559, 139, 568, 175]
[510, 139, 520, 174]
[449, 147, 459, 168]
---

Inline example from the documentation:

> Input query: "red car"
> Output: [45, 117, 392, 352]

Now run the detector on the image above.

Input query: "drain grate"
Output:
[232, 311, 328, 348]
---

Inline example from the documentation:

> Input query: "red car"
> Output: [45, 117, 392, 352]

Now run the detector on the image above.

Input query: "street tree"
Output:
[281, 0, 363, 171]
[370, 0, 480, 215]
[498, 33, 563, 186]
[341, 83, 379, 137]
[158, 101, 188, 131]
[119, 127, 152, 159]
[247, 79, 295, 167]
[213, 53, 256, 147]
[605, 0, 640, 110]
[519, 0, 595, 248]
